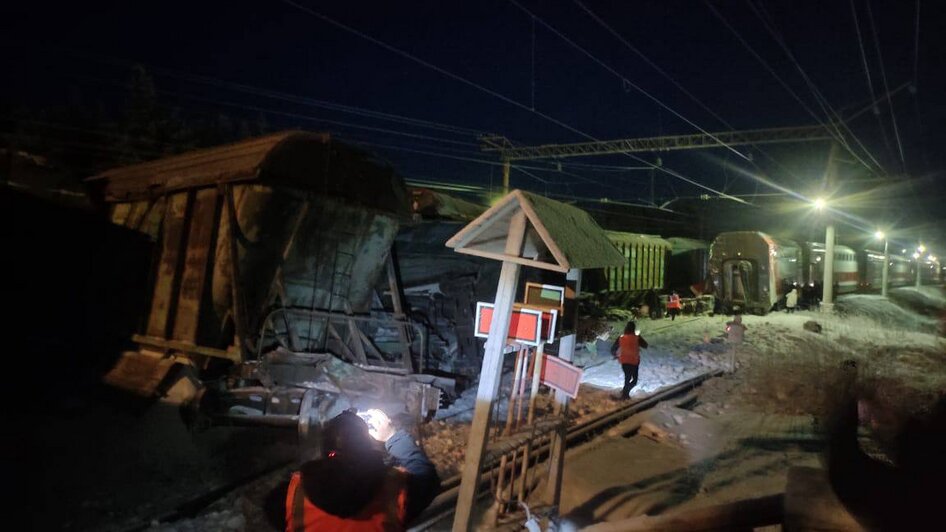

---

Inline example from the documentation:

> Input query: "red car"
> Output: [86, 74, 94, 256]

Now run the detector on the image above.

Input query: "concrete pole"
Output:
[820, 142, 840, 313]
[502, 159, 511, 194]
[453, 211, 527, 531]
[881, 239, 889, 298]
[916, 256, 922, 288]
[823, 223, 835, 311]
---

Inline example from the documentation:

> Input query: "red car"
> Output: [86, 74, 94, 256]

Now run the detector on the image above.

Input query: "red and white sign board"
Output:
[540, 355, 583, 398]
[475, 303, 558, 346]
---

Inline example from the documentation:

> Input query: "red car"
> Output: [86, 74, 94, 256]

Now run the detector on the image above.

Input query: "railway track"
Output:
[126, 369, 722, 531]
[409, 369, 723, 530]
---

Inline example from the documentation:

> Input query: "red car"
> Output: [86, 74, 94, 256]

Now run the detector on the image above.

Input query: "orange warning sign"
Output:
[474, 303, 558, 346]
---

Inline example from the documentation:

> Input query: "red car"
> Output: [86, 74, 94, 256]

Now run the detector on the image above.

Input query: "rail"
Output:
[409, 369, 723, 530]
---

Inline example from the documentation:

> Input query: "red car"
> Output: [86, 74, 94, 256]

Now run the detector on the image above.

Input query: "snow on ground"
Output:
[556, 288, 946, 526]
[580, 318, 729, 393]
[838, 293, 940, 333]
[134, 287, 946, 531]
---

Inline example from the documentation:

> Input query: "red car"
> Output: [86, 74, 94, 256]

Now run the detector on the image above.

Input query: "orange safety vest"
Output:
[618, 334, 641, 365]
[667, 295, 682, 310]
[285, 467, 409, 532]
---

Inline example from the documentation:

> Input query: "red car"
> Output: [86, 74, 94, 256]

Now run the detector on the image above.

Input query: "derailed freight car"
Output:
[666, 237, 710, 294]
[601, 231, 671, 292]
[709, 231, 802, 314]
[90, 132, 450, 433]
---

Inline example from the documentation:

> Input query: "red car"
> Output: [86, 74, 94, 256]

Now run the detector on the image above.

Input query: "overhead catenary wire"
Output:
[864, 0, 907, 170]
[150, 85, 481, 148]
[570, 0, 814, 190]
[748, 0, 887, 176]
[506, 0, 751, 163]
[276, 0, 748, 204]
[706, 0, 887, 178]
[847, 0, 896, 164]
[912, 0, 921, 88]
[701, 0, 883, 176]
[60, 48, 484, 137]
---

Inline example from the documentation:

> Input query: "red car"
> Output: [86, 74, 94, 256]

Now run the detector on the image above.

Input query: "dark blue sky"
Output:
[2, 0, 943, 245]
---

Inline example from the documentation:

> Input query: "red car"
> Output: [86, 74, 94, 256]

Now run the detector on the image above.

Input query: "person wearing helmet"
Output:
[275, 409, 439, 531]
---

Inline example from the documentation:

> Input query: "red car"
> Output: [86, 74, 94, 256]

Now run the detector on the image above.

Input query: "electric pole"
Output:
[821, 142, 841, 312]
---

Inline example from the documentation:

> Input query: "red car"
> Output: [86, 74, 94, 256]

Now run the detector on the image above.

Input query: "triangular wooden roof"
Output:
[445, 190, 625, 272]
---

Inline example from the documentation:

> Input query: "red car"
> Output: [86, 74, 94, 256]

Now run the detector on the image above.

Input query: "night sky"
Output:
[2, 0, 944, 249]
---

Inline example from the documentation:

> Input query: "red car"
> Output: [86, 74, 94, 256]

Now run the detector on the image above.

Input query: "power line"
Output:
[507, 0, 751, 162]
[913, 0, 921, 87]
[570, 0, 814, 191]
[747, 0, 887, 176]
[865, 0, 907, 170]
[702, 3, 849, 149]
[571, 0, 729, 130]
[513, 165, 549, 184]
[848, 0, 896, 164]
[153, 86, 480, 148]
[277, 0, 748, 204]
[61, 48, 484, 137]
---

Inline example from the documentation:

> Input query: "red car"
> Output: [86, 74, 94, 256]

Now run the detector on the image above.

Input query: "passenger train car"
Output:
[858, 250, 913, 289]
[707, 232, 802, 314]
[802, 242, 859, 294]
[710, 231, 942, 313]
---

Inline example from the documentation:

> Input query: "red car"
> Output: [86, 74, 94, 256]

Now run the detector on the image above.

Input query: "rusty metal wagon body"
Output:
[90, 132, 449, 431]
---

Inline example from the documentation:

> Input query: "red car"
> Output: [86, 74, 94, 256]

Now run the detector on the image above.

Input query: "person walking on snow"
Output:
[785, 288, 798, 313]
[725, 314, 747, 372]
[611, 321, 648, 399]
[667, 291, 682, 321]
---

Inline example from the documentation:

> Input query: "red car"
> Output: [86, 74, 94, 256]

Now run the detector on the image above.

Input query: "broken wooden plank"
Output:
[146, 192, 190, 339]
[172, 187, 220, 344]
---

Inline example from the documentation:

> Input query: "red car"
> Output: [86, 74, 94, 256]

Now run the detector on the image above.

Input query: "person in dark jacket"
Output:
[611, 321, 648, 399]
[268, 409, 440, 531]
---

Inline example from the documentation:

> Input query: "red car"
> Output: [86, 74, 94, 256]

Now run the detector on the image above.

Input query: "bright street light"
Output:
[913, 252, 921, 259]
[874, 230, 885, 240]
[918, 244, 927, 253]
[814, 198, 826, 210]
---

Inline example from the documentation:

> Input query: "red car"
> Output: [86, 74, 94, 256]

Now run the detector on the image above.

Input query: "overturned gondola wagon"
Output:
[89, 131, 451, 434]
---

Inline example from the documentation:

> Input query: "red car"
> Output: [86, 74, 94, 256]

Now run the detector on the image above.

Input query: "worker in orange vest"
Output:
[280, 409, 439, 531]
[666, 291, 682, 321]
[611, 321, 649, 400]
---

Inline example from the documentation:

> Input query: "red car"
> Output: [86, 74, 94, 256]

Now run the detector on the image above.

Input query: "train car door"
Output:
[722, 259, 757, 310]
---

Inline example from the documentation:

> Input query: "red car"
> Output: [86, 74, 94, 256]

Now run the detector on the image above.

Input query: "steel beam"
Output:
[482, 125, 831, 161]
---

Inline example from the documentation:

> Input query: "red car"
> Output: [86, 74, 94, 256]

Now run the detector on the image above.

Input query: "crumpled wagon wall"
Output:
[96, 132, 409, 364]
